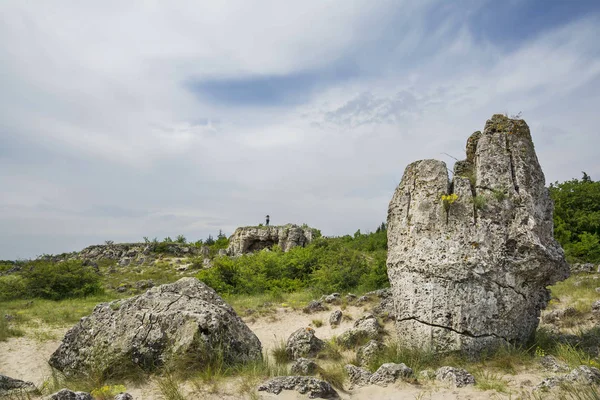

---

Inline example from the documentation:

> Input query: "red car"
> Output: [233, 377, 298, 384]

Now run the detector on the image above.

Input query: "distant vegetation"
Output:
[197, 225, 388, 296]
[550, 172, 600, 263]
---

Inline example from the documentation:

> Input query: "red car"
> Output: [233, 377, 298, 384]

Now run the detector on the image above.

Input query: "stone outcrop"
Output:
[435, 367, 476, 387]
[336, 314, 382, 348]
[290, 358, 319, 375]
[49, 278, 262, 376]
[286, 327, 324, 359]
[387, 114, 569, 354]
[0, 375, 36, 396]
[227, 224, 317, 256]
[369, 363, 413, 386]
[258, 376, 339, 399]
[45, 389, 93, 400]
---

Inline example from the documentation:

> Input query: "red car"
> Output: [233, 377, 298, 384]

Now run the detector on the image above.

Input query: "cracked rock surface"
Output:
[49, 278, 262, 376]
[258, 376, 339, 399]
[387, 115, 569, 353]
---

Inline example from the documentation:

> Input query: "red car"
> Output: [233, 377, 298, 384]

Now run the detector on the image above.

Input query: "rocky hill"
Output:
[227, 224, 318, 256]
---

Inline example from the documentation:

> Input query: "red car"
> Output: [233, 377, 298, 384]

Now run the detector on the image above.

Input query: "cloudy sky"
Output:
[1, 0, 599, 259]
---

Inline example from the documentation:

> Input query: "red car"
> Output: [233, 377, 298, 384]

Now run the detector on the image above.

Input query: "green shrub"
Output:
[21, 260, 103, 300]
[0, 275, 28, 301]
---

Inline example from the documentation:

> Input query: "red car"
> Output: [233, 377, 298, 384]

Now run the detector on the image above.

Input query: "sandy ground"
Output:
[0, 305, 544, 400]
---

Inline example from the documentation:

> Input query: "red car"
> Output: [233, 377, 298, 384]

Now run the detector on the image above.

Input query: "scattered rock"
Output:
[0, 375, 36, 396]
[49, 278, 262, 376]
[435, 366, 476, 387]
[258, 376, 339, 399]
[369, 362, 413, 386]
[539, 355, 569, 373]
[303, 301, 327, 314]
[46, 389, 93, 400]
[356, 296, 370, 305]
[419, 369, 436, 381]
[595, 288, 600, 294]
[387, 115, 569, 354]
[113, 394, 133, 400]
[356, 340, 384, 367]
[592, 300, 600, 314]
[365, 288, 392, 299]
[345, 364, 372, 387]
[322, 293, 341, 304]
[570, 263, 597, 274]
[346, 293, 357, 302]
[329, 310, 342, 327]
[290, 358, 319, 375]
[371, 296, 395, 320]
[542, 307, 578, 324]
[286, 327, 325, 359]
[337, 314, 382, 348]
[567, 365, 600, 384]
[133, 279, 155, 291]
[227, 224, 318, 256]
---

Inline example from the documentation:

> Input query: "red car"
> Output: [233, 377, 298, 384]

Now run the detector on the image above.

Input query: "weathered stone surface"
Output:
[322, 293, 341, 304]
[592, 300, 600, 315]
[539, 356, 569, 373]
[45, 389, 93, 400]
[542, 307, 577, 324]
[303, 300, 327, 314]
[435, 366, 475, 387]
[290, 358, 319, 375]
[113, 394, 133, 400]
[329, 310, 342, 326]
[258, 376, 339, 399]
[369, 362, 413, 386]
[570, 263, 598, 274]
[0, 375, 36, 396]
[345, 364, 372, 387]
[387, 115, 569, 353]
[356, 340, 384, 367]
[49, 278, 262, 376]
[337, 314, 382, 348]
[286, 327, 325, 359]
[536, 365, 600, 390]
[227, 224, 317, 256]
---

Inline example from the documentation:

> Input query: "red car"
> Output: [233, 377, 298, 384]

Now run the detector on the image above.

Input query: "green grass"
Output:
[0, 309, 25, 341]
[317, 363, 347, 390]
[0, 293, 122, 332]
[549, 273, 600, 314]
[473, 369, 509, 393]
[271, 340, 290, 365]
[312, 319, 324, 327]
[156, 374, 186, 400]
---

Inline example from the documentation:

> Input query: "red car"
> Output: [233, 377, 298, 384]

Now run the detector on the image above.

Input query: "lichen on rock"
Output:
[386, 114, 569, 354]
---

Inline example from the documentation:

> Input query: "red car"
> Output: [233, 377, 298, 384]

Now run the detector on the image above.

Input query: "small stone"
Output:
[258, 376, 339, 399]
[337, 314, 382, 348]
[435, 366, 476, 387]
[290, 358, 319, 375]
[592, 300, 600, 314]
[47, 389, 93, 400]
[113, 394, 134, 400]
[567, 365, 600, 384]
[323, 293, 341, 304]
[356, 340, 384, 367]
[369, 363, 413, 386]
[329, 310, 342, 327]
[539, 355, 569, 373]
[419, 369, 436, 381]
[303, 300, 327, 314]
[345, 364, 372, 387]
[286, 327, 325, 360]
[0, 375, 37, 396]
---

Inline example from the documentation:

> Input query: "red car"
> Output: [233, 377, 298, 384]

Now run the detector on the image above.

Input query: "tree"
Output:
[549, 172, 600, 263]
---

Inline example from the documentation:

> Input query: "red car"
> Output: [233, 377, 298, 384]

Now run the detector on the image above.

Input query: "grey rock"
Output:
[539, 356, 569, 373]
[0, 374, 36, 396]
[435, 366, 476, 387]
[567, 365, 600, 384]
[227, 224, 317, 256]
[290, 358, 319, 375]
[356, 296, 370, 305]
[595, 288, 600, 294]
[329, 310, 342, 327]
[387, 115, 569, 354]
[303, 300, 327, 314]
[592, 300, 600, 314]
[345, 364, 372, 387]
[356, 340, 384, 367]
[371, 296, 395, 320]
[286, 327, 325, 359]
[419, 369, 436, 381]
[46, 389, 93, 400]
[366, 288, 392, 299]
[369, 362, 413, 386]
[113, 394, 133, 400]
[49, 278, 262, 377]
[570, 263, 596, 274]
[346, 293, 357, 302]
[258, 376, 339, 399]
[542, 307, 577, 324]
[133, 279, 155, 291]
[323, 293, 341, 304]
[337, 314, 382, 348]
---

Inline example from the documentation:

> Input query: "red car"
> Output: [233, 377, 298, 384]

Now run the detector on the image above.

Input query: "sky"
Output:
[1, 0, 600, 260]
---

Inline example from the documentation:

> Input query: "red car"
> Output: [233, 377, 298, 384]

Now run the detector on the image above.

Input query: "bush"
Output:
[0, 275, 28, 301]
[21, 260, 103, 300]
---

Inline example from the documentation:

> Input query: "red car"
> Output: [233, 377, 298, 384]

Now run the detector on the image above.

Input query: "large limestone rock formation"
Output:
[387, 114, 569, 354]
[227, 224, 317, 256]
[49, 278, 262, 376]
